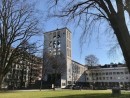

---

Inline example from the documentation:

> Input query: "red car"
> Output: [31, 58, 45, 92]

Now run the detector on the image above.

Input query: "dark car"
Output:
[65, 85, 74, 89]
[72, 85, 81, 90]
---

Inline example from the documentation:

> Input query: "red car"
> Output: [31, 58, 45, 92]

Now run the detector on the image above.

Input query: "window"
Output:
[69, 32, 70, 39]
[53, 32, 56, 39]
[67, 48, 69, 56]
[53, 52, 56, 55]
[49, 41, 52, 46]
[96, 73, 98, 75]
[68, 32, 70, 39]
[57, 40, 61, 47]
[68, 81, 71, 84]
[49, 50, 52, 53]
[67, 40, 69, 47]
[62, 83, 66, 86]
[121, 72, 124, 74]
[69, 41, 71, 48]
[67, 31, 69, 38]
[69, 50, 71, 57]
[57, 31, 60, 38]
[117, 72, 119, 74]
[113, 72, 116, 75]
[125, 71, 129, 74]
[53, 49, 56, 51]
[102, 73, 105, 75]
[58, 48, 60, 51]
[57, 51, 60, 55]
[109, 72, 112, 75]
[53, 41, 56, 48]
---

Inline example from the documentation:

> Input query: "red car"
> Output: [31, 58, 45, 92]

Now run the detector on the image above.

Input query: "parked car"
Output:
[65, 85, 75, 89]
[72, 85, 81, 90]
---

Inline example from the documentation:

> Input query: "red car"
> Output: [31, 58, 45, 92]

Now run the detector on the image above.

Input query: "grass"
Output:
[0, 90, 130, 98]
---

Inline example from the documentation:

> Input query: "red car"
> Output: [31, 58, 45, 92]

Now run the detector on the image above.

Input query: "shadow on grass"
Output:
[0, 90, 18, 93]
[42, 93, 130, 98]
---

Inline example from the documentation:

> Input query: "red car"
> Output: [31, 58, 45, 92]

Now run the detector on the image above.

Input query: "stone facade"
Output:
[44, 28, 72, 88]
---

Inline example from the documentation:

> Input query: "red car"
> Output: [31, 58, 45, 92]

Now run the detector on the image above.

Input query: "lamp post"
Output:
[39, 63, 43, 91]
[40, 48, 44, 91]
[40, 32, 46, 91]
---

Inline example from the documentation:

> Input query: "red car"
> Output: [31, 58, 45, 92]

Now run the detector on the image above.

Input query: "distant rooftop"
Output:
[72, 60, 86, 67]
[87, 63, 126, 69]
[44, 27, 72, 34]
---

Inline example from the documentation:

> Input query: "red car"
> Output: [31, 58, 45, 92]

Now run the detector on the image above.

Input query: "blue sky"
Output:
[34, 0, 124, 65]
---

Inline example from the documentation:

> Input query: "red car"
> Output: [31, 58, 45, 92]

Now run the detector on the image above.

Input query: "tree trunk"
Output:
[116, 31, 130, 72]
[0, 75, 3, 90]
[111, 15, 130, 72]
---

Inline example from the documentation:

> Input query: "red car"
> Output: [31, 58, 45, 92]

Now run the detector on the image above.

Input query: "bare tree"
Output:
[0, 0, 41, 89]
[48, 0, 130, 72]
[41, 51, 65, 89]
[51, 54, 65, 89]
[40, 51, 53, 90]
[42, 52, 53, 81]
[23, 41, 42, 87]
[28, 55, 42, 88]
[85, 54, 99, 67]
[85, 54, 99, 89]
[5, 41, 42, 89]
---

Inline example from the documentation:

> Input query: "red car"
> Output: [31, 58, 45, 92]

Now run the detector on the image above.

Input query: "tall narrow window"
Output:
[53, 41, 56, 48]
[69, 41, 71, 48]
[70, 50, 71, 57]
[67, 40, 68, 47]
[57, 31, 61, 38]
[68, 32, 70, 39]
[49, 41, 52, 46]
[53, 32, 56, 39]
[69, 33, 71, 40]
[67, 48, 69, 56]
[57, 40, 61, 48]
[67, 31, 69, 38]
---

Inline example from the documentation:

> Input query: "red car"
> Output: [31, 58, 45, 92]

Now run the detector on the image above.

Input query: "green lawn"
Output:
[0, 90, 130, 98]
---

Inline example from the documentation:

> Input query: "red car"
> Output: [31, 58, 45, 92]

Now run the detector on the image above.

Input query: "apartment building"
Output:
[85, 64, 130, 89]
[2, 54, 42, 89]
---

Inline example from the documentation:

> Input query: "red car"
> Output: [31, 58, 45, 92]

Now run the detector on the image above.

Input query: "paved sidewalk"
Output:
[15, 89, 52, 91]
